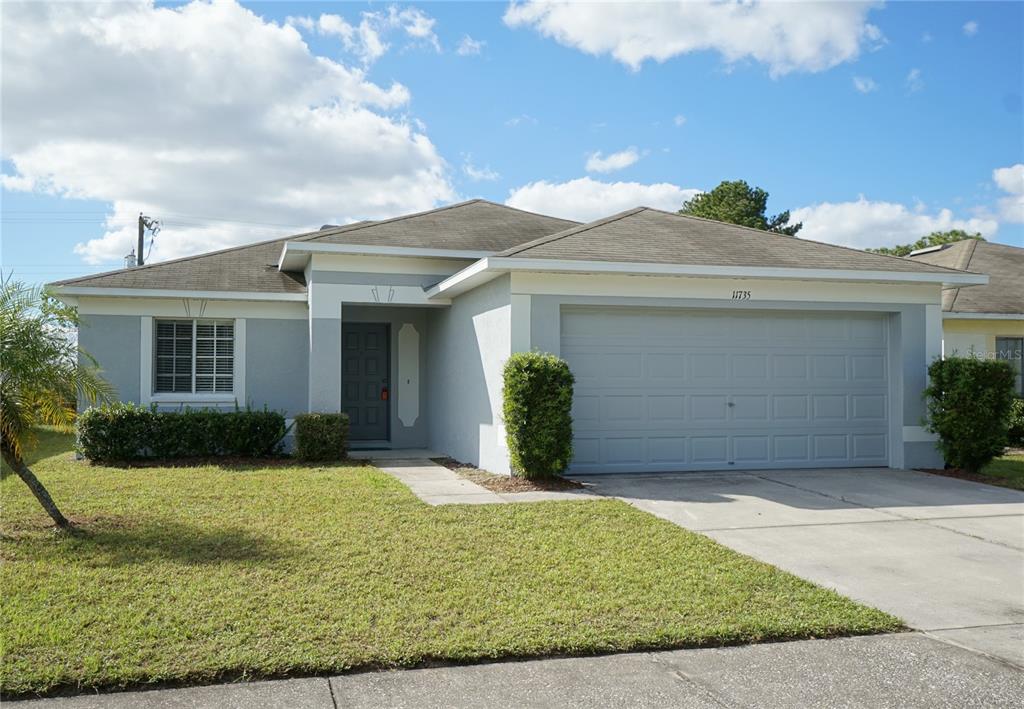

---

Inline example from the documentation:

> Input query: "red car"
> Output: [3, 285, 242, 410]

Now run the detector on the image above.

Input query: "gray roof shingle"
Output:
[498, 207, 972, 275]
[51, 200, 577, 294]
[907, 240, 1024, 314]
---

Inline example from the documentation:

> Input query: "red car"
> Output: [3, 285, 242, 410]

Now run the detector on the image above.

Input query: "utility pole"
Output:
[137, 213, 161, 266]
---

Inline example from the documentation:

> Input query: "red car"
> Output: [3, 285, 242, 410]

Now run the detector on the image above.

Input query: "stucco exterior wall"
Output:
[426, 274, 512, 473]
[77, 309, 309, 419]
[78, 314, 141, 407]
[942, 317, 1024, 358]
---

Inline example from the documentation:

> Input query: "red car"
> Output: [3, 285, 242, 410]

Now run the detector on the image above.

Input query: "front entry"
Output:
[342, 323, 390, 441]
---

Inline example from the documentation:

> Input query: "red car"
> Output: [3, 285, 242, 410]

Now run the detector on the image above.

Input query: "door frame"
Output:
[341, 321, 391, 444]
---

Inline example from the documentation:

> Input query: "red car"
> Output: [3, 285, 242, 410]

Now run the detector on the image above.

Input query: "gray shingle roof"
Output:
[498, 207, 972, 275]
[907, 240, 1024, 314]
[51, 200, 577, 294]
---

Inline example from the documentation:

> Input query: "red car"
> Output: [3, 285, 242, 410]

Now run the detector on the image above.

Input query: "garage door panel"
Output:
[562, 308, 890, 473]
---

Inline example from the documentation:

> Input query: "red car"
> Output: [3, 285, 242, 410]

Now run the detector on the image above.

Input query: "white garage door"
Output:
[561, 308, 890, 473]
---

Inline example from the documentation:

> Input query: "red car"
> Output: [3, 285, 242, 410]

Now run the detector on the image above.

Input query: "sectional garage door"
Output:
[561, 308, 890, 473]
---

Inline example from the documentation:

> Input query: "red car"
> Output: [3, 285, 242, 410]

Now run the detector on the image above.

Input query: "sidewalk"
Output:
[8, 633, 1022, 708]
[376, 459, 594, 505]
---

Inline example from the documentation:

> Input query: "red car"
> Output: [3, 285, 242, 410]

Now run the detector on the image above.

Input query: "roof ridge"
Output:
[302, 198, 579, 245]
[648, 206, 981, 276]
[498, 207, 647, 257]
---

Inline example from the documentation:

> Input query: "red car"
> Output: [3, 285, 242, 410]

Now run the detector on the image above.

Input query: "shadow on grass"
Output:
[4, 516, 294, 567]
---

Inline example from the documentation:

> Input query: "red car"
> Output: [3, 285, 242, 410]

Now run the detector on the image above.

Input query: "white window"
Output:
[154, 319, 234, 394]
[996, 336, 1024, 396]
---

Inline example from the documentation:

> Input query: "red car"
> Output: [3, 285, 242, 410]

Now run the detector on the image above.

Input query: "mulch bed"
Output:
[916, 467, 1007, 487]
[431, 457, 584, 493]
[79, 455, 370, 469]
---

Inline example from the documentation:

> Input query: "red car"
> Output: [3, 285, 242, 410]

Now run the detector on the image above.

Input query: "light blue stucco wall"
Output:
[77, 314, 309, 419]
[343, 305, 430, 449]
[245, 318, 309, 416]
[426, 274, 512, 473]
[78, 314, 141, 407]
[529, 295, 944, 470]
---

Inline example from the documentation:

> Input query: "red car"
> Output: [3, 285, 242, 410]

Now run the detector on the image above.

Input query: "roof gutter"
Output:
[425, 257, 989, 299]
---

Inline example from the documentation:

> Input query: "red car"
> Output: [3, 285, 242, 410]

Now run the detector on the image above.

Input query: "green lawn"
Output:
[978, 455, 1024, 490]
[1, 431, 901, 697]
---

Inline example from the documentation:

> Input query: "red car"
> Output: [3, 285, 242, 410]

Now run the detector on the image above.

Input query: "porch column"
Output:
[308, 297, 342, 413]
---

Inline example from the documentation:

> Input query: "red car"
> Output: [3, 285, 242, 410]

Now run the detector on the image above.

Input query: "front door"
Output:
[342, 323, 389, 441]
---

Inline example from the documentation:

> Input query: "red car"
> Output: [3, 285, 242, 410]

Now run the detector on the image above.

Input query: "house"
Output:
[906, 240, 1024, 396]
[52, 200, 987, 474]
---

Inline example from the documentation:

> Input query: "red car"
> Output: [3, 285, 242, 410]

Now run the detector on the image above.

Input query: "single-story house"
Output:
[907, 239, 1024, 396]
[52, 200, 988, 474]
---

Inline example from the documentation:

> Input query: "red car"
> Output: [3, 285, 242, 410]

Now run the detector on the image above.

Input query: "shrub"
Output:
[1009, 398, 1024, 447]
[77, 403, 286, 462]
[924, 357, 1016, 473]
[502, 351, 575, 479]
[294, 413, 350, 461]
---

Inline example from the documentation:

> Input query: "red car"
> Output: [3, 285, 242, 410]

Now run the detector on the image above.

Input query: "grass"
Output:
[2, 431, 902, 698]
[977, 455, 1024, 490]
[919, 454, 1024, 491]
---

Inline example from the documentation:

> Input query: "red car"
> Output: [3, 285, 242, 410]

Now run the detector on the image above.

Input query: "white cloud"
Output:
[585, 148, 641, 174]
[457, 35, 485, 56]
[993, 164, 1024, 223]
[288, 6, 439, 65]
[504, 1, 884, 76]
[506, 177, 700, 222]
[963, 20, 979, 37]
[2, 0, 453, 265]
[505, 114, 538, 127]
[673, 114, 687, 127]
[790, 197, 999, 250]
[853, 76, 878, 93]
[462, 156, 499, 181]
[905, 68, 924, 93]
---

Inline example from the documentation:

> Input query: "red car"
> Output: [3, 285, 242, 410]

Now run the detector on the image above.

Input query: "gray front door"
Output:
[342, 323, 389, 441]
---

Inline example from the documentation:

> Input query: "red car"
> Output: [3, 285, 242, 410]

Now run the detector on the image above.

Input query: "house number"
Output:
[731, 290, 751, 300]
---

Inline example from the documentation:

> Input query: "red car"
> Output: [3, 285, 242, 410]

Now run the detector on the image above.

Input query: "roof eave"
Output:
[50, 285, 308, 302]
[426, 257, 989, 299]
[278, 241, 494, 272]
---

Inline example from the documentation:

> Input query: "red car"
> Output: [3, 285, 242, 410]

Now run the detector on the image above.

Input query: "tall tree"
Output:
[679, 180, 803, 236]
[866, 230, 985, 257]
[0, 279, 112, 529]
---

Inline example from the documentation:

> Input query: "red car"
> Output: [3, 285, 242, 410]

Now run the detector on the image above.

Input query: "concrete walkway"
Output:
[376, 459, 594, 505]
[582, 467, 1024, 668]
[8, 633, 1021, 708]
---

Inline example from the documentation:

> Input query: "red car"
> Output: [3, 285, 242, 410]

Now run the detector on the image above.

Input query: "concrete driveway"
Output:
[582, 467, 1024, 668]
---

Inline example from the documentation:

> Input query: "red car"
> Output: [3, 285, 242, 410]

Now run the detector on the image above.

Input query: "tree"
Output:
[867, 230, 985, 257]
[0, 279, 112, 529]
[679, 179, 803, 236]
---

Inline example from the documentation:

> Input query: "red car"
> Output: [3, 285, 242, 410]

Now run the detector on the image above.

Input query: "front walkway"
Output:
[582, 467, 1024, 668]
[9, 633, 1021, 708]
[375, 458, 594, 505]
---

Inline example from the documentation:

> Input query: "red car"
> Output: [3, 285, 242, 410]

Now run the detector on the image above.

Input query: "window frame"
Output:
[995, 336, 1024, 397]
[151, 317, 238, 401]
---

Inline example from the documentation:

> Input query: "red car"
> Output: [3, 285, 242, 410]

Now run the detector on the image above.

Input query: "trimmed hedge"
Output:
[502, 351, 575, 479]
[294, 413, 350, 461]
[77, 403, 286, 462]
[924, 357, 1016, 473]
[1010, 398, 1024, 447]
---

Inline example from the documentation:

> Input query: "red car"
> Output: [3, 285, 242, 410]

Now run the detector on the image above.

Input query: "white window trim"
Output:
[141, 317, 245, 406]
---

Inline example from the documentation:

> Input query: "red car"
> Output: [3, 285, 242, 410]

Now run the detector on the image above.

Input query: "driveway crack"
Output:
[646, 652, 739, 708]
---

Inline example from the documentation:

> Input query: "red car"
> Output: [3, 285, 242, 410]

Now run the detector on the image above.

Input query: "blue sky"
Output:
[2, 1, 1022, 285]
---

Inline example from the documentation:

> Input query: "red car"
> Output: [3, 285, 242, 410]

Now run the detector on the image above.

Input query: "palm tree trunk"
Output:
[1, 448, 72, 529]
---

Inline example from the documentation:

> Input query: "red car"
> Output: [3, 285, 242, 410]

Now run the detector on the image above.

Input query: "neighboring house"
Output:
[907, 240, 1024, 396]
[52, 200, 986, 474]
